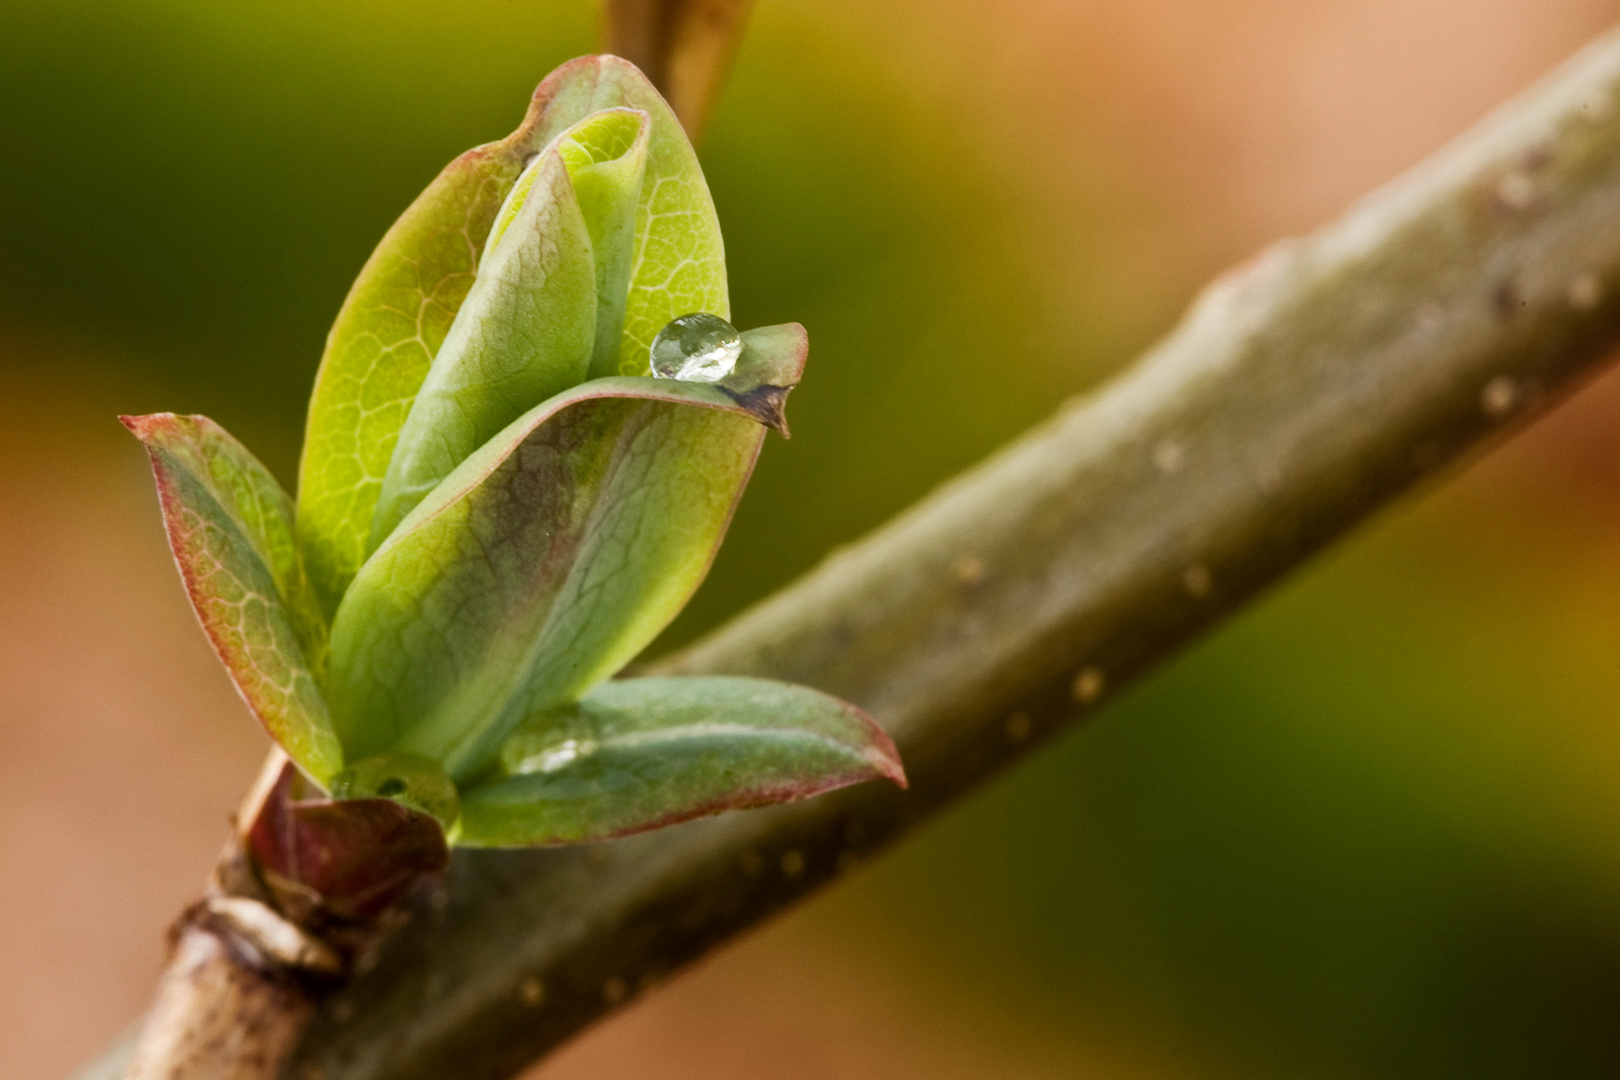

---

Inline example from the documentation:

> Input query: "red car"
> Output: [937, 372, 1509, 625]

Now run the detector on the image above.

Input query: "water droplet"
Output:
[520, 977, 545, 1007]
[509, 738, 596, 775]
[649, 313, 743, 382]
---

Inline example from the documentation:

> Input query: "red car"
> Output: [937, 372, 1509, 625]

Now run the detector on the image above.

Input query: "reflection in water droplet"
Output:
[509, 737, 598, 775]
[649, 313, 742, 382]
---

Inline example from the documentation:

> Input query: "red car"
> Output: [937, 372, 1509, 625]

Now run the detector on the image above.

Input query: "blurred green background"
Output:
[7, 1, 1620, 1077]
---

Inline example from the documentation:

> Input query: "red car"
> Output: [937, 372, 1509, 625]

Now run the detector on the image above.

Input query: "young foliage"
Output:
[461, 676, 905, 846]
[126, 57, 904, 866]
[123, 415, 341, 783]
[296, 56, 728, 616]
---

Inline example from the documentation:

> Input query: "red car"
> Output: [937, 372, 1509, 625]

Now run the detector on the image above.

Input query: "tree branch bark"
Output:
[121, 921, 318, 1080]
[80, 20, 1620, 1080]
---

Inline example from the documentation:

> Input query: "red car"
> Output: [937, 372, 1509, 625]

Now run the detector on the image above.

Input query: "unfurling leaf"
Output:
[369, 108, 653, 549]
[551, 108, 650, 380]
[368, 144, 597, 550]
[325, 325, 807, 781]
[122, 414, 341, 783]
[457, 676, 906, 846]
[297, 56, 725, 616]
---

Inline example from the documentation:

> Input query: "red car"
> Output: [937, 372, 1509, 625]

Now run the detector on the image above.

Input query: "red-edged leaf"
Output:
[456, 676, 906, 847]
[124, 414, 342, 782]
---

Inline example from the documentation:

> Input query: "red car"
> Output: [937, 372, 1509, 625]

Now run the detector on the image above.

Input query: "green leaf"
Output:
[123, 414, 342, 782]
[589, 64, 728, 379]
[456, 676, 906, 847]
[369, 108, 654, 550]
[324, 324, 807, 781]
[296, 55, 724, 617]
[329, 752, 462, 831]
[559, 108, 652, 380]
[369, 131, 601, 550]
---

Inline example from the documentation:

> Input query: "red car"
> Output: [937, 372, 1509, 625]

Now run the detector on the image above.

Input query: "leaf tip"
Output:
[839, 696, 906, 789]
[720, 322, 809, 435]
[118, 412, 173, 442]
[720, 383, 793, 435]
[863, 729, 908, 789]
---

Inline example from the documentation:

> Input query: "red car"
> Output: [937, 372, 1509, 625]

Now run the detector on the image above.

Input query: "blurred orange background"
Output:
[8, 1, 1620, 1077]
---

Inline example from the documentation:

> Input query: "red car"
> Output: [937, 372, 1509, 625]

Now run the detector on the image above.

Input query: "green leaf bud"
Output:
[126, 56, 904, 853]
